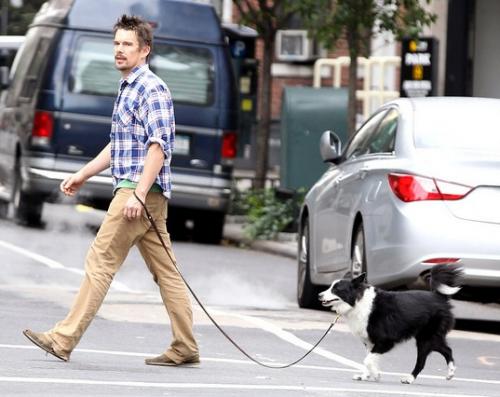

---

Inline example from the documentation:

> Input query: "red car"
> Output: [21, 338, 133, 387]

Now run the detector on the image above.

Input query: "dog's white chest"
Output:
[344, 287, 376, 343]
[346, 316, 369, 341]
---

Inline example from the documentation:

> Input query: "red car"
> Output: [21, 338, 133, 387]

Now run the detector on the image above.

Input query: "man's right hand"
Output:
[60, 171, 86, 196]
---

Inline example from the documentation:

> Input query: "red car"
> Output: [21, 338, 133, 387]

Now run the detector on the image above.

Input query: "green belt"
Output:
[116, 179, 163, 193]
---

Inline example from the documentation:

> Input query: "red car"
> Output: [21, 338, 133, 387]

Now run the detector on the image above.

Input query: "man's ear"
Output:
[141, 45, 151, 60]
[352, 273, 366, 286]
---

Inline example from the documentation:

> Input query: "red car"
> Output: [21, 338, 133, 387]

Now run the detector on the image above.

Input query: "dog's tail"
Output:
[430, 264, 464, 296]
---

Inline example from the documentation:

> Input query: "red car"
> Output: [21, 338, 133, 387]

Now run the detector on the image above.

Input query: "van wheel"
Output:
[297, 219, 322, 309]
[0, 200, 8, 219]
[193, 211, 224, 244]
[167, 209, 189, 241]
[350, 223, 367, 279]
[13, 166, 43, 226]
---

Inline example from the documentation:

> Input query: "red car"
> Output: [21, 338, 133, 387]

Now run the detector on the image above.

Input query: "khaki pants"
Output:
[49, 188, 198, 362]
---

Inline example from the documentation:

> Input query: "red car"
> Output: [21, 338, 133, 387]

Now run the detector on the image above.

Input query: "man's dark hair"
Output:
[113, 14, 153, 52]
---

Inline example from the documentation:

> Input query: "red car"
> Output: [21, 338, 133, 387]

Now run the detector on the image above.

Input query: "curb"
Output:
[223, 223, 297, 260]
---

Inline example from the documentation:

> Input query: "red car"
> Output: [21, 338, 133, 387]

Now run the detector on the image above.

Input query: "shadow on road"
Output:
[455, 319, 500, 335]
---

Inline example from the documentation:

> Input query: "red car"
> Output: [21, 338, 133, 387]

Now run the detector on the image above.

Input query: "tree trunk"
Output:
[254, 34, 273, 189]
[347, 53, 358, 139]
[346, 24, 360, 140]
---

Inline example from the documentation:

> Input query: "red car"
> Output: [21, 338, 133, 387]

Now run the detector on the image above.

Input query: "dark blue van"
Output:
[0, 0, 238, 243]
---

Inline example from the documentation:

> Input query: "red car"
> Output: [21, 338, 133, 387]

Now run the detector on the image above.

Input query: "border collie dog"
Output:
[319, 264, 463, 384]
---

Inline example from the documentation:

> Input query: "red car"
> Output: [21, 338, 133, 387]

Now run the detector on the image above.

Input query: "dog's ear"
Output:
[352, 273, 366, 286]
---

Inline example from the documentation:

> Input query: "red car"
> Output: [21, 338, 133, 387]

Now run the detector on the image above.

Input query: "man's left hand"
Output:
[123, 192, 145, 220]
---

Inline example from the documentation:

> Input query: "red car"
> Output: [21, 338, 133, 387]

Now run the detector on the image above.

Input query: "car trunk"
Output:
[416, 151, 500, 224]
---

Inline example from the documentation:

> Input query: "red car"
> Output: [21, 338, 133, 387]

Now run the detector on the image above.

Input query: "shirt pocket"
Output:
[116, 99, 136, 128]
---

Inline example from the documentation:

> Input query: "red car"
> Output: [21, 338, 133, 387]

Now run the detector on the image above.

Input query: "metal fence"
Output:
[313, 56, 401, 122]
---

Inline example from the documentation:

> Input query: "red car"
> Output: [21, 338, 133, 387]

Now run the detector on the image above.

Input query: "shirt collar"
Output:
[120, 63, 149, 86]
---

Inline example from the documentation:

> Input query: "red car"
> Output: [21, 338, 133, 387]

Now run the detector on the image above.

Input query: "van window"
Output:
[19, 37, 51, 100]
[150, 44, 214, 106]
[70, 36, 214, 106]
[7, 27, 55, 106]
[70, 38, 118, 96]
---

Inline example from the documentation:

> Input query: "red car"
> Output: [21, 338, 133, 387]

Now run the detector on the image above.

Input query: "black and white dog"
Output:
[319, 264, 463, 384]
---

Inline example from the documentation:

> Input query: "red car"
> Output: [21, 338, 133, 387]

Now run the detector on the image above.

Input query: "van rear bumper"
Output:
[27, 167, 231, 212]
[169, 185, 231, 212]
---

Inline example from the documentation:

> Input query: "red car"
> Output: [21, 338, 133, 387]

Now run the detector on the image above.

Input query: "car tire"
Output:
[350, 223, 367, 278]
[297, 218, 322, 309]
[193, 211, 225, 244]
[167, 209, 189, 241]
[0, 199, 8, 219]
[13, 165, 43, 226]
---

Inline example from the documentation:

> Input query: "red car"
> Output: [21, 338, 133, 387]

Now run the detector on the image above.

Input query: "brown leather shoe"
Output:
[23, 329, 69, 362]
[145, 353, 200, 367]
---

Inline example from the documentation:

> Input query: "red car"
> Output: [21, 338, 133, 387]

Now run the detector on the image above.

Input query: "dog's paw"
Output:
[446, 362, 456, 380]
[353, 373, 380, 382]
[352, 373, 371, 381]
[400, 375, 415, 384]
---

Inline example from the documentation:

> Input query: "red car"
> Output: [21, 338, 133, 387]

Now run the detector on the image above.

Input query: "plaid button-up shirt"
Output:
[111, 64, 175, 198]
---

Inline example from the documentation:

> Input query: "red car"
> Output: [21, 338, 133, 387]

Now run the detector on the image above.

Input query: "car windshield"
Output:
[414, 106, 500, 155]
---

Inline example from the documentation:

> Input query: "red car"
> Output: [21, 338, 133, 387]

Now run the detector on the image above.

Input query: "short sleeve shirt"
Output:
[110, 63, 175, 198]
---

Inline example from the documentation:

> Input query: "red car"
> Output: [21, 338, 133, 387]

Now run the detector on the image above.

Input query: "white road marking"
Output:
[0, 376, 491, 396]
[2, 238, 500, 392]
[1, 344, 500, 386]
[213, 309, 364, 370]
[0, 239, 136, 293]
[0, 240, 64, 269]
[1, 238, 365, 370]
[478, 356, 499, 366]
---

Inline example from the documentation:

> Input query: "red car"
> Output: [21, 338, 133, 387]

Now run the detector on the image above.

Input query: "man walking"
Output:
[23, 14, 199, 367]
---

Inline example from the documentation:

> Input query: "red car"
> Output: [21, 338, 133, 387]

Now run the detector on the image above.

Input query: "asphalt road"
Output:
[0, 203, 499, 397]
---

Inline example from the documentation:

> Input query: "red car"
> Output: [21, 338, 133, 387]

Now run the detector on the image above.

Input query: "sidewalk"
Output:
[222, 217, 297, 259]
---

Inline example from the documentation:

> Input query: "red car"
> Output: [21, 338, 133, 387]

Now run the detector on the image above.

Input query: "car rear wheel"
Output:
[351, 223, 367, 278]
[13, 165, 43, 226]
[297, 218, 322, 308]
[193, 211, 225, 244]
[0, 199, 8, 219]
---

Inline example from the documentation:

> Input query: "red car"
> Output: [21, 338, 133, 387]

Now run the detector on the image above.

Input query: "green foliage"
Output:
[232, 0, 302, 36]
[5, 0, 46, 35]
[232, 188, 304, 240]
[297, 0, 437, 53]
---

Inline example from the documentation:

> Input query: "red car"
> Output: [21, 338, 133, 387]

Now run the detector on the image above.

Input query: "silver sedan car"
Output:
[297, 97, 500, 308]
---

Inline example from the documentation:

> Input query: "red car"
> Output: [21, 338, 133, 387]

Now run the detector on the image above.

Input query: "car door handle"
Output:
[359, 166, 371, 180]
[335, 175, 349, 185]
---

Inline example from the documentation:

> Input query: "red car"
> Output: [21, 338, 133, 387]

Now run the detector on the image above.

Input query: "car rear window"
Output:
[70, 36, 214, 106]
[414, 105, 500, 154]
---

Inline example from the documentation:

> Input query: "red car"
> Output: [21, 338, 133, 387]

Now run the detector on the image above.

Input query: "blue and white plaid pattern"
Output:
[111, 64, 175, 198]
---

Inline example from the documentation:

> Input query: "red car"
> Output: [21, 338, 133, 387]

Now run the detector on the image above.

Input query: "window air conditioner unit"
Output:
[275, 30, 320, 62]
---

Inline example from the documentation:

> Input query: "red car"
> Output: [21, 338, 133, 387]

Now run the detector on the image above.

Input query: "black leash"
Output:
[134, 192, 339, 369]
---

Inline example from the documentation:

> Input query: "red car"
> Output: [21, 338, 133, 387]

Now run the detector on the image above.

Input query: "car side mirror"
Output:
[0, 66, 10, 90]
[319, 130, 342, 163]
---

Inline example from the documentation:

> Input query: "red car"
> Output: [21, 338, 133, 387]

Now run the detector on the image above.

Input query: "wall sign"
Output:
[400, 37, 439, 97]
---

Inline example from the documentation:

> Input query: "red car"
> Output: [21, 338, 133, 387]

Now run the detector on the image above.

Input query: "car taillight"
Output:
[221, 131, 237, 159]
[422, 258, 461, 264]
[388, 173, 472, 202]
[32, 110, 54, 146]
